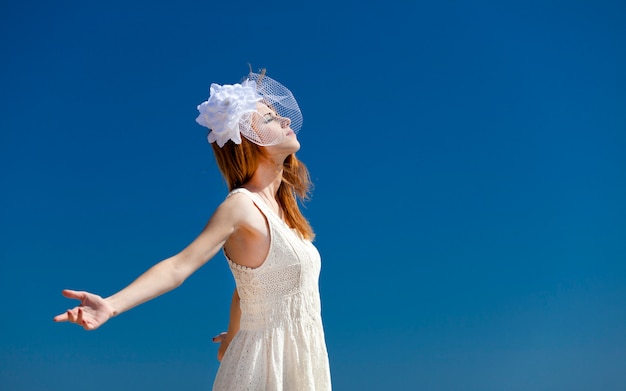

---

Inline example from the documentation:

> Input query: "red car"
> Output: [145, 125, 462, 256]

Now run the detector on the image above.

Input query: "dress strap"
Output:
[227, 188, 276, 221]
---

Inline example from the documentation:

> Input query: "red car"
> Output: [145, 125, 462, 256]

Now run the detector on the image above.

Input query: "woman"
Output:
[54, 71, 332, 390]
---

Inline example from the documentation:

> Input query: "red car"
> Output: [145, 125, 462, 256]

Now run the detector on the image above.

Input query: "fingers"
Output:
[67, 308, 77, 322]
[78, 309, 94, 330]
[54, 290, 82, 322]
[59, 308, 78, 323]
[212, 332, 228, 343]
[54, 290, 79, 323]
[74, 308, 90, 330]
[61, 289, 87, 301]
[54, 307, 95, 330]
[214, 332, 230, 361]
[53, 312, 69, 322]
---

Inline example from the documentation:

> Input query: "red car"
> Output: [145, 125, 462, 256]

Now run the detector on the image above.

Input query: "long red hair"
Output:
[211, 137, 314, 240]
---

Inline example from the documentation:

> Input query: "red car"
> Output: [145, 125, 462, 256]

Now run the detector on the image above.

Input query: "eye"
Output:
[263, 114, 278, 123]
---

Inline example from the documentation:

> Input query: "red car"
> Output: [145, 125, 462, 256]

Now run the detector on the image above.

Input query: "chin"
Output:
[266, 138, 300, 157]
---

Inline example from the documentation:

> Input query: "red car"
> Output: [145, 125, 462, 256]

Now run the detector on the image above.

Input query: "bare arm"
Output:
[54, 196, 248, 330]
[213, 289, 241, 361]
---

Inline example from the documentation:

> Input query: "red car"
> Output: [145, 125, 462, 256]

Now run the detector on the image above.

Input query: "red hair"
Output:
[211, 138, 314, 240]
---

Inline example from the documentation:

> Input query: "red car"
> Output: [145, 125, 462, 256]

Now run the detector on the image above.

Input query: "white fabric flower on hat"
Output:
[196, 79, 261, 147]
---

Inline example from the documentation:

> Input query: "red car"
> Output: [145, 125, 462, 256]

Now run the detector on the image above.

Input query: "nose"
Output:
[279, 116, 291, 128]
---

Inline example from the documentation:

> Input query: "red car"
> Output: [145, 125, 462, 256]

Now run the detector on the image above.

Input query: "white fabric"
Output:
[196, 80, 261, 147]
[213, 188, 331, 391]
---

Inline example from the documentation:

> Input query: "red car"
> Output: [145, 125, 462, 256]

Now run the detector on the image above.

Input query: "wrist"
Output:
[104, 296, 120, 318]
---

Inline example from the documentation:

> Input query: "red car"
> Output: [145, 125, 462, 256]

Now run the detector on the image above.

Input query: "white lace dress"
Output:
[212, 188, 331, 391]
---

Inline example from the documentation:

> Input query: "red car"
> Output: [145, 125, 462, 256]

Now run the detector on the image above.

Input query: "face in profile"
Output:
[251, 102, 300, 154]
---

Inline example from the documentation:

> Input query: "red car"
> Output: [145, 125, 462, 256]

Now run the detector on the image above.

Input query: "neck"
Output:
[245, 155, 284, 202]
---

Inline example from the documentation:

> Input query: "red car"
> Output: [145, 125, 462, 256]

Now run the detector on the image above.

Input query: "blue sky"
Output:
[1, 0, 625, 390]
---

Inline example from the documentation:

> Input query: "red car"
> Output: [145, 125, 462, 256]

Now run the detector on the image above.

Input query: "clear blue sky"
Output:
[1, 1, 625, 390]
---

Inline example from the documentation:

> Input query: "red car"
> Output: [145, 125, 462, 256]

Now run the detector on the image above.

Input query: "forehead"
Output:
[256, 102, 277, 115]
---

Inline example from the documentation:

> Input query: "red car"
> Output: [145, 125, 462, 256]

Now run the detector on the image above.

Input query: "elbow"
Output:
[171, 275, 185, 289]
[170, 266, 188, 289]
[163, 249, 208, 290]
[167, 256, 195, 289]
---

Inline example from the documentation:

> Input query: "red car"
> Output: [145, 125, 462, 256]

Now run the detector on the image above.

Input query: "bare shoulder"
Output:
[220, 192, 270, 267]
[214, 192, 262, 228]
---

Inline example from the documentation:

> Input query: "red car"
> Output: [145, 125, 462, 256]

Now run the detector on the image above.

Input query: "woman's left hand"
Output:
[212, 331, 232, 361]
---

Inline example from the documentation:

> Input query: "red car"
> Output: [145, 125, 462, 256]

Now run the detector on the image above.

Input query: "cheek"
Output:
[261, 124, 283, 137]
[254, 124, 285, 145]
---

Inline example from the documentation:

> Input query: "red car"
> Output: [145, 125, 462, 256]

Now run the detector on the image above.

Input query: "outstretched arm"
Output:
[213, 288, 241, 361]
[54, 196, 246, 330]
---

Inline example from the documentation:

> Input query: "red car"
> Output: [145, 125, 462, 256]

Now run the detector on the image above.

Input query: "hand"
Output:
[53, 289, 114, 331]
[212, 331, 232, 361]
